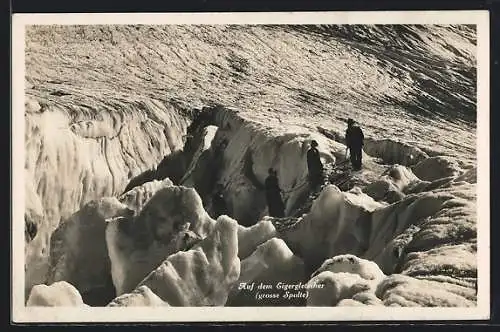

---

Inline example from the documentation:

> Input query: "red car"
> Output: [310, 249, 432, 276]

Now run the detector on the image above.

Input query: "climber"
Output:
[345, 118, 364, 171]
[264, 168, 285, 218]
[307, 140, 324, 189]
[212, 183, 229, 218]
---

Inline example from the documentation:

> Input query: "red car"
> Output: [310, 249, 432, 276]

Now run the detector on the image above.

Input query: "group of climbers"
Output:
[210, 118, 365, 219]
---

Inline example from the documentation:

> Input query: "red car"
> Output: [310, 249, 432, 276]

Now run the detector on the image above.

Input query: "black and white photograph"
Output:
[11, 11, 490, 322]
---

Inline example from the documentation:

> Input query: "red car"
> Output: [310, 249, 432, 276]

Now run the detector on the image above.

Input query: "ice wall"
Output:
[24, 96, 190, 294]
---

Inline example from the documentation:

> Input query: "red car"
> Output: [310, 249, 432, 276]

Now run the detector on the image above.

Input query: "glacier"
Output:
[23, 24, 478, 308]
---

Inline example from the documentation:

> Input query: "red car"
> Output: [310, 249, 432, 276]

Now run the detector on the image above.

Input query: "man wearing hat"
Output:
[345, 118, 364, 170]
[307, 140, 324, 189]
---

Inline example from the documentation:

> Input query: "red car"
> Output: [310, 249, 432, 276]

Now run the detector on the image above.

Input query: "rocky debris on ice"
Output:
[27, 281, 88, 307]
[237, 217, 277, 259]
[404, 178, 450, 195]
[47, 197, 133, 305]
[226, 237, 305, 306]
[106, 185, 215, 296]
[269, 216, 303, 233]
[107, 285, 169, 307]
[403, 170, 477, 196]
[376, 274, 476, 307]
[132, 216, 240, 306]
[412, 156, 463, 182]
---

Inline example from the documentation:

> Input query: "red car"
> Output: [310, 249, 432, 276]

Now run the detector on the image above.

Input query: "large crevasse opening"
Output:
[25, 105, 477, 307]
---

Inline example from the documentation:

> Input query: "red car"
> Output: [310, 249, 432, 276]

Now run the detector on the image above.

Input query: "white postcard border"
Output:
[11, 10, 490, 322]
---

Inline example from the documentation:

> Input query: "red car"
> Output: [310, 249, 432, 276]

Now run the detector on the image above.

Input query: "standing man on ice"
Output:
[307, 140, 324, 189]
[345, 118, 364, 171]
[265, 168, 285, 218]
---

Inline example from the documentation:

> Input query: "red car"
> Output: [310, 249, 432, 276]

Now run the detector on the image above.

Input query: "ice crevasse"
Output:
[24, 96, 191, 297]
[23, 25, 478, 308]
[26, 112, 478, 307]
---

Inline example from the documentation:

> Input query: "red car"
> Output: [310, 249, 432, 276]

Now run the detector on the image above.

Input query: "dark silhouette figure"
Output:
[25, 219, 38, 243]
[307, 140, 324, 189]
[212, 183, 228, 218]
[265, 168, 285, 218]
[345, 118, 364, 171]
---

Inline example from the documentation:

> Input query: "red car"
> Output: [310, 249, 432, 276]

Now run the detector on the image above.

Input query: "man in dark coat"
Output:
[212, 183, 228, 218]
[345, 118, 364, 170]
[265, 168, 285, 218]
[307, 140, 324, 189]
